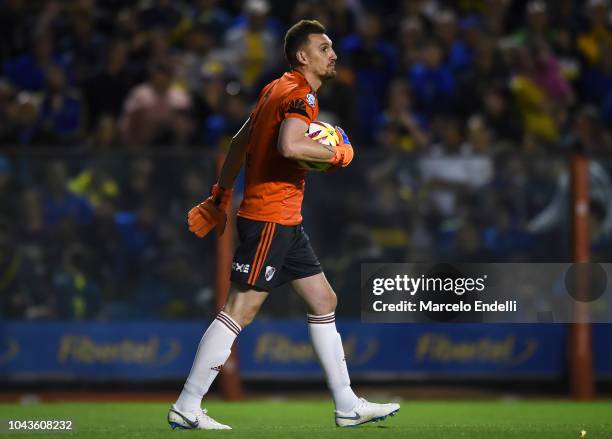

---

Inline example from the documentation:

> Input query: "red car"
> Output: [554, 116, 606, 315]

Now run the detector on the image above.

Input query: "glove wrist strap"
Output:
[211, 183, 233, 207]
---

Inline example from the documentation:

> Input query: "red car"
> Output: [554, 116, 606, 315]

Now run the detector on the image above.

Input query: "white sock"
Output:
[308, 312, 359, 412]
[175, 311, 241, 412]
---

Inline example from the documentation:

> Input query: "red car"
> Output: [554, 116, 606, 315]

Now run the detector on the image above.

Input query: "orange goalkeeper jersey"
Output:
[237, 70, 319, 225]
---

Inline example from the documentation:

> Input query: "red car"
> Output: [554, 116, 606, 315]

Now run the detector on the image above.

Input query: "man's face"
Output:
[301, 33, 337, 80]
[151, 69, 171, 92]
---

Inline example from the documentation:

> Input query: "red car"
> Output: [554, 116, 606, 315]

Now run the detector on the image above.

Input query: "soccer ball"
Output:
[298, 121, 339, 172]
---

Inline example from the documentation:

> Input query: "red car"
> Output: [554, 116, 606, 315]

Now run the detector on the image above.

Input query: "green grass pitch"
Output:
[1, 400, 611, 438]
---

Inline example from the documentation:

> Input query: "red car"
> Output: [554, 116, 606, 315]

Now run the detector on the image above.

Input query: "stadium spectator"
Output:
[186, 0, 232, 38]
[3, 30, 71, 92]
[84, 39, 141, 130]
[89, 114, 120, 149]
[16, 187, 55, 319]
[481, 85, 524, 146]
[456, 38, 508, 115]
[58, 5, 106, 86]
[68, 160, 120, 209]
[113, 198, 161, 288]
[52, 243, 102, 319]
[409, 40, 455, 121]
[178, 24, 219, 94]
[115, 8, 149, 65]
[1, 92, 46, 146]
[341, 11, 398, 144]
[576, 0, 612, 66]
[481, 203, 534, 259]
[315, 61, 358, 135]
[138, 0, 183, 32]
[191, 67, 227, 146]
[510, 45, 560, 146]
[529, 39, 573, 107]
[83, 187, 120, 298]
[120, 60, 191, 146]
[581, 43, 612, 109]
[564, 105, 612, 154]
[326, 1, 358, 39]
[40, 161, 94, 228]
[395, 0, 440, 24]
[420, 116, 493, 218]
[118, 158, 159, 211]
[223, 0, 280, 91]
[481, 0, 512, 39]
[290, 1, 332, 34]
[0, 0, 32, 59]
[442, 221, 494, 262]
[203, 91, 250, 149]
[510, 0, 558, 47]
[463, 114, 493, 154]
[375, 78, 429, 152]
[434, 10, 459, 56]
[435, 11, 482, 75]
[176, 168, 209, 218]
[396, 17, 426, 74]
[19, 188, 45, 241]
[37, 65, 84, 145]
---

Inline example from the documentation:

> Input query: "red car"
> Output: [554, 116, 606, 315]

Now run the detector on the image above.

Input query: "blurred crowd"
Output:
[2, 0, 612, 320]
[0, 0, 611, 151]
[0, 154, 221, 319]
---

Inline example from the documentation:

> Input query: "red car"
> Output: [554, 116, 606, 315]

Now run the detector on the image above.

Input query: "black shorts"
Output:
[230, 217, 322, 290]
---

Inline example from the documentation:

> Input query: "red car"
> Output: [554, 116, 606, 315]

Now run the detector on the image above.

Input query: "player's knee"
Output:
[314, 290, 337, 315]
[327, 291, 338, 312]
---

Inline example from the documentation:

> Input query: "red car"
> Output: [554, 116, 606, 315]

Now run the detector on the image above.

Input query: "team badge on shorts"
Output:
[265, 266, 276, 281]
[306, 93, 316, 108]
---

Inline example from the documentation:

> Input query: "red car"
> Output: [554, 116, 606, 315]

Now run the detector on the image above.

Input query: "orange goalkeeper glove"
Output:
[188, 184, 233, 238]
[329, 126, 354, 167]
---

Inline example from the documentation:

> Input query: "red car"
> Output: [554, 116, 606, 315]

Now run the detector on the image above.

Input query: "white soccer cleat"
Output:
[167, 404, 232, 430]
[335, 397, 400, 427]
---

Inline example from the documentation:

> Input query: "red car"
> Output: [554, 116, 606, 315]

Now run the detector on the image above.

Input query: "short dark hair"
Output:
[284, 19, 326, 67]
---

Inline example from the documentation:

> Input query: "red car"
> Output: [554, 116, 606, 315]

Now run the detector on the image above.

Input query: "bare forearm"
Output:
[218, 142, 246, 189]
[218, 118, 250, 189]
[282, 136, 335, 162]
[278, 118, 335, 162]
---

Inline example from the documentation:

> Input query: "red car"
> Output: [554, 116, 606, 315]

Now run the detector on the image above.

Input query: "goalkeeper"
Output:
[168, 19, 399, 430]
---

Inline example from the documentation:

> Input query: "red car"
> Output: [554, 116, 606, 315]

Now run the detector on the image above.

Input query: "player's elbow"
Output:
[277, 141, 298, 159]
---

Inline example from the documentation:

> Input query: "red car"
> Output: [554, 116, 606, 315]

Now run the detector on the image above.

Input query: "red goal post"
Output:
[568, 154, 595, 400]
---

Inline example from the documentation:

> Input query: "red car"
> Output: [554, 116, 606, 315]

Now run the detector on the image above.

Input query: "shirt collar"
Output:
[287, 69, 315, 94]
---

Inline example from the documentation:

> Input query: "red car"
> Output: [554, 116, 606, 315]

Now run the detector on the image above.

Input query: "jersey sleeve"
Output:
[282, 88, 318, 125]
